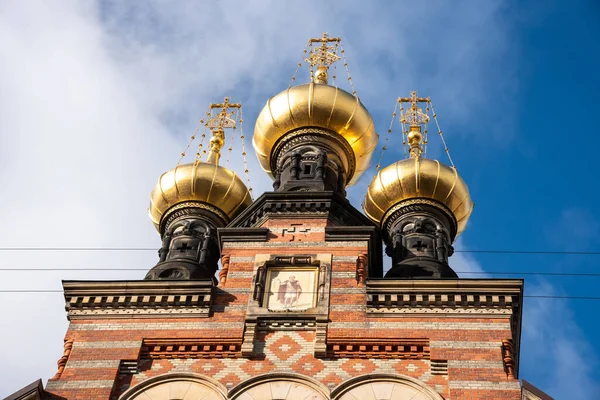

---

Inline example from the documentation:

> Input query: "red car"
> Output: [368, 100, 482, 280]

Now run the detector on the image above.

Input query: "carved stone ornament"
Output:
[52, 339, 73, 379]
[218, 254, 230, 287]
[146, 209, 223, 281]
[274, 144, 347, 194]
[356, 253, 367, 285]
[327, 338, 430, 359]
[63, 280, 214, 320]
[502, 338, 516, 379]
[382, 199, 458, 278]
[271, 127, 355, 187]
[141, 338, 242, 359]
[367, 280, 521, 316]
[160, 201, 229, 234]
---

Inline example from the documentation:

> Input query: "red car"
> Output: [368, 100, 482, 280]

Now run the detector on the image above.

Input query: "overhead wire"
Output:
[0, 268, 599, 278]
[0, 289, 598, 301]
[0, 248, 599, 255]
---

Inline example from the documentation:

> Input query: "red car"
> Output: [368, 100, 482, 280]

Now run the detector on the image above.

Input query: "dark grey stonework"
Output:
[273, 145, 346, 194]
[382, 200, 458, 278]
[145, 207, 225, 281]
[271, 128, 354, 196]
[3, 379, 44, 400]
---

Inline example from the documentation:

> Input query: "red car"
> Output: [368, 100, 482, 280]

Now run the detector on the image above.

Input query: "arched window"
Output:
[331, 374, 444, 400]
[119, 372, 227, 400]
[229, 373, 330, 400]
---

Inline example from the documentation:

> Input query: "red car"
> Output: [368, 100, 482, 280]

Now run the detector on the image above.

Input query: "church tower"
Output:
[6, 34, 553, 400]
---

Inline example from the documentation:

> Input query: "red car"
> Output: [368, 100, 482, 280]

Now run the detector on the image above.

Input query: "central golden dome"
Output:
[363, 157, 474, 236]
[148, 162, 252, 232]
[253, 83, 378, 186]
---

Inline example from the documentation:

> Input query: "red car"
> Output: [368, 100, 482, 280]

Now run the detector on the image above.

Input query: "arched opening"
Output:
[119, 372, 227, 400]
[229, 372, 330, 400]
[331, 374, 444, 400]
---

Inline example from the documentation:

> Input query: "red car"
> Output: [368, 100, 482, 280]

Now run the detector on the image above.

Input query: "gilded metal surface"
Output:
[149, 162, 252, 231]
[363, 158, 473, 235]
[252, 83, 378, 185]
[306, 33, 341, 84]
[205, 97, 241, 164]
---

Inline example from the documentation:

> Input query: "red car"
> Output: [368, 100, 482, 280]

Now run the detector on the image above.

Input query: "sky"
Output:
[0, 0, 599, 398]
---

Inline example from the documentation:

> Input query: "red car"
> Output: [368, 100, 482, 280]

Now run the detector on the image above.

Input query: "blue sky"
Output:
[435, 1, 600, 396]
[0, 0, 599, 398]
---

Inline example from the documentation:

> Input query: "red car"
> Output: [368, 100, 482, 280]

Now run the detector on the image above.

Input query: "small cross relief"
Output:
[176, 242, 192, 252]
[282, 224, 311, 242]
[412, 240, 428, 251]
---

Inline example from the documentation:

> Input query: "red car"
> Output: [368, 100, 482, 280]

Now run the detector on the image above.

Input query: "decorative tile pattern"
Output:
[123, 331, 439, 392]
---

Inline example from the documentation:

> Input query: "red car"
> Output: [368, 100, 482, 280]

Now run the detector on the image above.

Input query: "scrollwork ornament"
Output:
[52, 339, 73, 379]
[271, 127, 355, 183]
[160, 201, 229, 235]
[382, 198, 456, 236]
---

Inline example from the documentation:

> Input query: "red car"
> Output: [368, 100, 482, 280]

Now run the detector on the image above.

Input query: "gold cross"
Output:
[206, 97, 241, 132]
[305, 32, 341, 68]
[398, 91, 430, 126]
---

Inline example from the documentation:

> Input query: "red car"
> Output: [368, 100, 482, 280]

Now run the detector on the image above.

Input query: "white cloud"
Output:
[451, 239, 487, 277]
[0, 0, 544, 396]
[546, 207, 600, 250]
[522, 281, 600, 399]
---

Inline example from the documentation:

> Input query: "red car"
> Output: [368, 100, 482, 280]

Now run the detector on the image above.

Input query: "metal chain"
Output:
[176, 116, 206, 166]
[238, 107, 253, 198]
[375, 100, 400, 171]
[399, 104, 407, 158]
[423, 104, 429, 158]
[340, 44, 357, 96]
[428, 101, 456, 168]
[331, 42, 339, 87]
[225, 110, 237, 167]
[308, 41, 314, 82]
[195, 111, 211, 162]
[289, 44, 309, 88]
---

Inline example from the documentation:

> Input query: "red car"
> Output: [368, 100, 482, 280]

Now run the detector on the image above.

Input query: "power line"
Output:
[0, 247, 599, 255]
[458, 250, 600, 255]
[0, 268, 598, 278]
[0, 289, 598, 300]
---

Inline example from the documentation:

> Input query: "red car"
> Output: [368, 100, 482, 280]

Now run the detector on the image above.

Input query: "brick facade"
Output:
[43, 215, 523, 400]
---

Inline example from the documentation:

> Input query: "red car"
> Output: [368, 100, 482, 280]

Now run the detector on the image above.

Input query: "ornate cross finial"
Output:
[305, 32, 342, 84]
[398, 91, 431, 159]
[205, 97, 242, 164]
[399, 91, 430, 127]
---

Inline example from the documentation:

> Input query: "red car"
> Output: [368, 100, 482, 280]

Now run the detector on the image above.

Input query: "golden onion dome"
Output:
[363, 157, 474, 236]
[252, 82, 378, 186]
[148, 161, 252, 232]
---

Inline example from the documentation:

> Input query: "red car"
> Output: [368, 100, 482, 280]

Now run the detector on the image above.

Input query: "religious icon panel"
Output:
[264, 267, 318, 311]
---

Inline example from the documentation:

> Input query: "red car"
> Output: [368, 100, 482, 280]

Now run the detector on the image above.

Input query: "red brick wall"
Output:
[45, 217, 521, 400]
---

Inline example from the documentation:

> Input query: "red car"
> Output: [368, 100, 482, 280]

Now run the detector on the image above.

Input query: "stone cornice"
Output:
[227, 191, 377, 229]
[366, 278, 523, 376]
[141, 338, 241, 359]
[217, 227, 270, 249]
[62, 280, 214, 320]
[326, 338, 430, 359]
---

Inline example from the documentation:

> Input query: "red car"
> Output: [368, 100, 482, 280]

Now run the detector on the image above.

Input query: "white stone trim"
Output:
[72, 341, 141, 349]
[449, 380, 521, 390]
[46, 380, 115, 390]
[329, 322, 511, 330]
[430, 341, 502, 349]
[69, 322, 243, 331]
